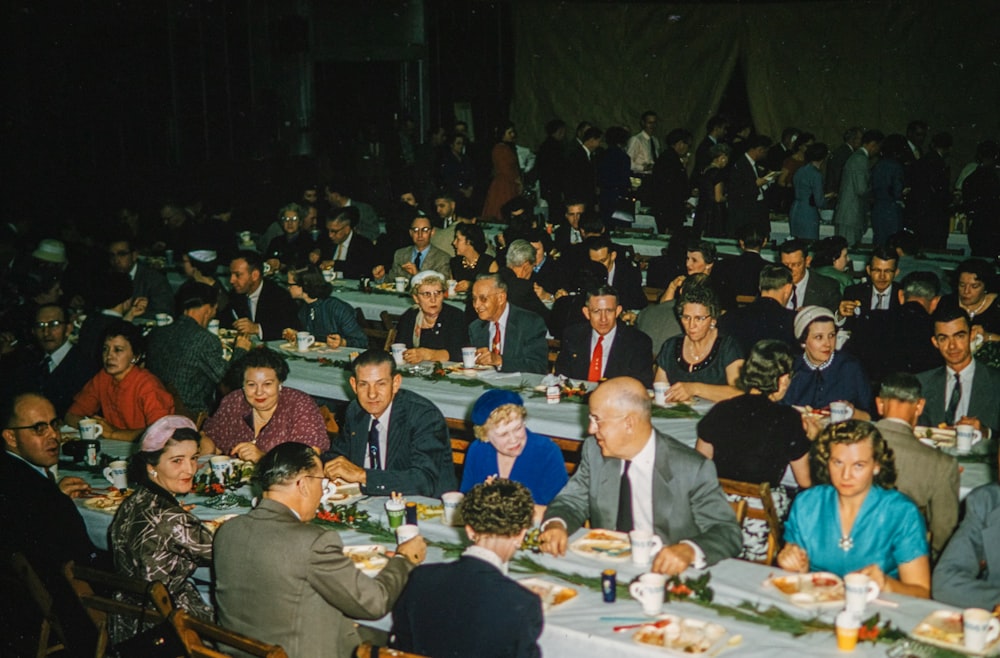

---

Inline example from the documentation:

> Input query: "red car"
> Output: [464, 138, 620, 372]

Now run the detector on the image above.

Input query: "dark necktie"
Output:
[39, 355, 52, 386]
[649, 137, 657, 161]
[789, 286, 799, 310]
[588, 336, 604, 382]
[413, 251, 423, 271]
[616, 460, 633, 532]
[44, 466, 56, 483]
[875, 293, 886, 310]
[945, 373, 962, 426]
[367, 419, 381, 470]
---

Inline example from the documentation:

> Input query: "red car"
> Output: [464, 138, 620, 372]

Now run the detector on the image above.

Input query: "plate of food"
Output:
[80, 489, 128, 514]
[914, 426, 957, 448]
[415, 502, 443, 521]
[569, 529, 631, 562]
[517, 578, 578, 610]
[344, 545, 389, 577]
[277, 342, 331, 354]
[911, 610, 1000, 656]
[322, 480, 362, 504]
[766, 572, 845, 608]
[202, 514, 239, 533]
[632, 615, 729, 656]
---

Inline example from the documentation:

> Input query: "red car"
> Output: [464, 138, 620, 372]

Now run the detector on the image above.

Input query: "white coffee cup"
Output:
[629, 572, 667, 616]
[210, 455, 234, 481]
[441, 491, 464, 526]
[629, 529, 664, 566]
[461, 346, 477, 369]
[447, 279, 458, 296]
[843, 573, 880, 615]
[652, 382, 668, 406]
[103, 460, 128, 490]
[322, 268, 336, 282]
[395, 277, 408, 293]
[79, 418, 104, 441]
[964, 608, 1000, 651]
[395, 523, 420, 544]
[956, 425, 982, 454]
[829, 401, 853, 423]
[155, 313, 171, 327]
[296, 331, 315, 352]
[207, 319, 220, 335]
[390, 342, 407, 366]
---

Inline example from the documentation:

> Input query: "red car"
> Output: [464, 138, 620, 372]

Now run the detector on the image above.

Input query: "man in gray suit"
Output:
[917, 306, 1000, 438]
[108, 235, 174, 317]
[468, 273, 548, 374]
[216, 442, 426, 658]
[874, 373, 959, 555]
[374, 215, 452, 282]
[538, 377, 741, 574]
[834, 129, 884, 246]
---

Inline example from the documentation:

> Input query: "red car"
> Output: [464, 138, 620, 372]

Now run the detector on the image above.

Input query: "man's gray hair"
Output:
[900, 271, 940, 301]
[878, 372, 922, 403]
[475, 272, 508, 293]
[506, 239, 536, 268]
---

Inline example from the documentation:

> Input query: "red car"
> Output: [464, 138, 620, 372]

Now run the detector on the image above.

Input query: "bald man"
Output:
[538, 377, 740, 574]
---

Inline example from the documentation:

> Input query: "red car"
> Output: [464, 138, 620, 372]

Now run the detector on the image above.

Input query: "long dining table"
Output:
[69, 437, 973, 658]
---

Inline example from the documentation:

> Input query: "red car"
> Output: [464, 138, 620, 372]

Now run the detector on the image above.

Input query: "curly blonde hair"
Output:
[809, 420, 897, 489]
[472, 403, 526, 441]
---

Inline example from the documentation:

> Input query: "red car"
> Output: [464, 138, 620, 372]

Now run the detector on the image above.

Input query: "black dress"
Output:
[450, 253, 496, 285]
[395, 303, 468, 362]
[693, 167, 727, 237]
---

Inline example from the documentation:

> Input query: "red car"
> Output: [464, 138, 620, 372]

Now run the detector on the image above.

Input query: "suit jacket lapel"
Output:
[596, 456, 621, 530]
[652, 434, 675, 541]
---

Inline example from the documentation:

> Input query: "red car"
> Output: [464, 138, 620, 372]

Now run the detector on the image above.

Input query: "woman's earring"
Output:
[151, 470, 158, 478]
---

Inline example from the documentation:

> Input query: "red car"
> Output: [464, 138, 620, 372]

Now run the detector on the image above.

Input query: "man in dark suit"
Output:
[222, 250, 299, 341]
[649, 128, 692, 235]
[538, 377, 741, 574]
[838, 246, 902, 381]
[711, 224, 769, 310]
[908, 132, 953, 250]
[779, 238, 840, 311]
[588, 234, 647, 311]
[717, 264, 797, 356]
[555, 285, 653, 387]
[391, 479, 543, 658]
[108, 235, 174, 316]
[563, 127, 602, 209]
[693, 115, 728, 175]
[323, 350, 456, 497]
[500, 239, 552, 324]
[917, 306, 1000, 437]
[319, 206, 378, 280]
[535, 118, 567, 210]
[325, 182, 380, 243]
[469, 273, 548, 374]
[727, 134, 774, 236]
[217, 442, 425, 658]
[883, 271, 943, 376]
[551, 200, 586, 252]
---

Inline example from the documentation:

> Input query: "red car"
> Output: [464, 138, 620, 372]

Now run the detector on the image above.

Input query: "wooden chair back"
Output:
[734, 295, 757, 307]
[8, 553, 67, 657]
[380, 310, 400, 332]
[318, 404, 341, 435]
[547, 338, 561, 368]
[170, 609, 289, 658]
[718, 478, 782, 565]
[728, 498, 748, 526]
[643, 286, 664, 304]
[356, 307, 396, 351]
[355, 642, 430, 658]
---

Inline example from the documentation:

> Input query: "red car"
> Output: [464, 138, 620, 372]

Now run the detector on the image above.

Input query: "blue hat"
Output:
[471, 389, 524, 426]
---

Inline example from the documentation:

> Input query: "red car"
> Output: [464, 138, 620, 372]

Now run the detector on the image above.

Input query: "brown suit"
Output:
[875, 418, 960, 554]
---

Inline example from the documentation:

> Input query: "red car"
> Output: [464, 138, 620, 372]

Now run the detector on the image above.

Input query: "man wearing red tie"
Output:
[468, 274, 548, 374]
[555, 286, 653, 388]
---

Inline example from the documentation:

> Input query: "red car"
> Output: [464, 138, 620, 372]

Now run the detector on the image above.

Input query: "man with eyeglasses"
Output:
[264, 203, 314, 273]
[216, 441, 426, 658]
[318, 206, 377, 280]
[537, 377, 740, 575]
[555, 286, 653, 387]
[373, 215, 451, 283]
[2, 304, 94, 417]
[468, 273, 548, 374]
[107, 234, 173, 317]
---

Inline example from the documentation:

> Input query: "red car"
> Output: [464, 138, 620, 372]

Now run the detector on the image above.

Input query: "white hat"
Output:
[32, 239, 67, 264]
[794, 305, 836, 341]
[410, 270, 446, 288]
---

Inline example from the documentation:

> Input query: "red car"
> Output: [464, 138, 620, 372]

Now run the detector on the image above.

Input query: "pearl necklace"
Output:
[462, 255, 479, 269]
[961, 296, 988, 319]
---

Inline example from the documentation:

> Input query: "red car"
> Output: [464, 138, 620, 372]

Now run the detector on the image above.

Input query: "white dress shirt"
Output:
[945, 361, 976, 422]
[489, 304, 511, 354]
[366, 402, 394, 470]
[590, 325, 618, 379]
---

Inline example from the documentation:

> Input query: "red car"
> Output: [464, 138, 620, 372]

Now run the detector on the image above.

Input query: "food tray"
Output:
[765, 572, 845, 608]
[911, 610, 1000, 656]
[632, 615, 729, 655]
[568, 529, 631, 562]
[343, 545, 389, 577]
[517, 577, 578, 610]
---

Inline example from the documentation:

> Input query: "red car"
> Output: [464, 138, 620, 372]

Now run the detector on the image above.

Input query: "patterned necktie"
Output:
[367, 419, 381, 470]
[945, 373, 962, 426]
[588, 336, 604, 382]
[492, 322, 502, 355]
[875, 293, 886, 310]
[413, 251, 422, 271]
[616, 460, 633, 532]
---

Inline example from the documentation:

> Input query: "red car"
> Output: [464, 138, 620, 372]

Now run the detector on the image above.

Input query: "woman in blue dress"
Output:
[778, 420, 930, 599]
[460, 389, 568, 523]
[287, 268, 368, 349]
[789, 143, 834, 240]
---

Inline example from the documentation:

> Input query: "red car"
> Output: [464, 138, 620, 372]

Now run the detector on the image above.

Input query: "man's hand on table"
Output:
[396, 536, 427, 565]
[59, 476, 91, 498]
[124, 297, 148, 320]
[652, 543, 694, 576]
[474, 347, 501, 369]
[233, 318, 260, 336]
[537, 524, 569, 557]
[323, 456, 367, 486]
[326, 334, 344, 349]
[231, 442, 265, 463]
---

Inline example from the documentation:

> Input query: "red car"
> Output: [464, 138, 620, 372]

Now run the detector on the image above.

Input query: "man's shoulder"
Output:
[508, 303, 546, 329]
[842, 282, 870, 299]
[965, 482, 1000, 514]
[807, 270, 839, 292]
[877, 421, 955, 466]
[561, 321, 590, 345]
[614, 324, 652, 349]
[393, 388, 444, 417]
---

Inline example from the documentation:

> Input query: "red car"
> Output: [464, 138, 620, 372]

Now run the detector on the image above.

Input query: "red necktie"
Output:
[492, 322, 502, 355]
[588, 335, 604, 382]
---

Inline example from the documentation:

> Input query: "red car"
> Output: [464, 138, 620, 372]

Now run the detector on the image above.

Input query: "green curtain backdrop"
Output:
[511, 0, 999, 171]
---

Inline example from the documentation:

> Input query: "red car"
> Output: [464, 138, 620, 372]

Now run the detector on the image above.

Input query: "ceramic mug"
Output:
[843, 573, 880, 615]
[629, 529, 664, 566]
[296, 331, 316, 353]
[629, 573, 667, 616]
[79, 418, 104, 441]
[103, 460, 128, 490]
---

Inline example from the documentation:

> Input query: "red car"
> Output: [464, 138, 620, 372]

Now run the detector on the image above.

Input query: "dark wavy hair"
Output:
[810, 420, 897, 489]
[454, 222, 488, 255]
[234, 347, 290, 382]
[127, 427, 201, 486]
[675, 281, 721, 321]
[738, 339, 794, 395]
[459, 478, 534, 536]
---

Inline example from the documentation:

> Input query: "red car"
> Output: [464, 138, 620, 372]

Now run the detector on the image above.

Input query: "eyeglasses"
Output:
[679, 315, 711, 323]
[282, 216, 300, 223]
[587, 413, 627, 428]
[34, 320, 65, 329]
[416, 290, 444, 299]
[7, 419, 61, 436]
[303, 475, 329, 489]
[409, 227, 432, 234]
